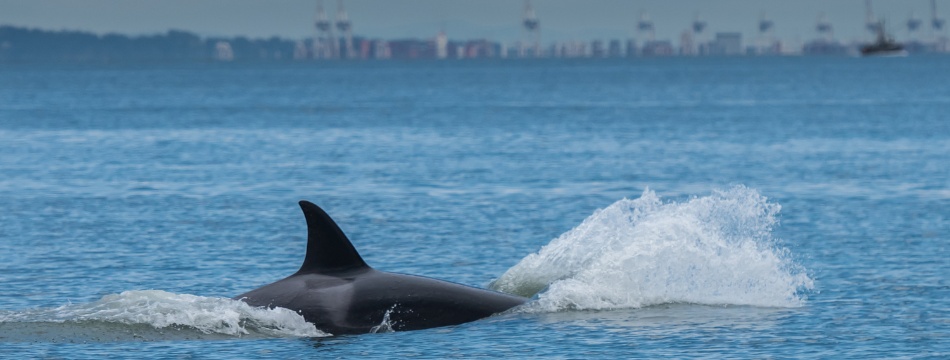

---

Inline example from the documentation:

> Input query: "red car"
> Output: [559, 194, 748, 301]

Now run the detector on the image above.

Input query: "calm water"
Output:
[1, 57, 949, 358]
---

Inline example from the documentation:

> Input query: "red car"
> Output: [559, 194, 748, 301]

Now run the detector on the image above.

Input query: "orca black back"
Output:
[295, 201, 368, 274]
[234, 201, 527, 334]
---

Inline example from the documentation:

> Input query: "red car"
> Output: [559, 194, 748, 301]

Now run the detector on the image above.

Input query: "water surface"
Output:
[1, 57, 949, 357]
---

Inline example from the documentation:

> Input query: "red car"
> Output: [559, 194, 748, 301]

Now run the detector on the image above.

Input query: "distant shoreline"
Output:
[2, 25, 948, 62]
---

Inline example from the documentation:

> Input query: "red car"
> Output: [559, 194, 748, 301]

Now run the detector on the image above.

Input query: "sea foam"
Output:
[490, 186, 813, 312]
[0, 290, 327, 340]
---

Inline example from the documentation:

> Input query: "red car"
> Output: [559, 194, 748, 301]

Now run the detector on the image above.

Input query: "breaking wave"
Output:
[490, 186, 813, 312]
[0, 290, 328, 342]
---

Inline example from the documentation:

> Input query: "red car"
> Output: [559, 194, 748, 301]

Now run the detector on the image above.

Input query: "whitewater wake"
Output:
[1, 186, 810, 342]
[490, 186, 813, 312]
[0, 290, 327, 342]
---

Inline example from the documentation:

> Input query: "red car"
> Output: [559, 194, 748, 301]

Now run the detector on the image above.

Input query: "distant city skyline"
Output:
[1, 0, 947, 46]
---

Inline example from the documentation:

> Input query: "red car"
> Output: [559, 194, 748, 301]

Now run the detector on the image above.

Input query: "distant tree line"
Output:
[0, 26, 296, 61]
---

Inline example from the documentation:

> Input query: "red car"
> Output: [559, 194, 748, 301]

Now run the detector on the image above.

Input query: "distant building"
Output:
[607, 40, 622, 57]
[802, 40, 848, 55]
[697, 43, 710, 55]
[748, 42, 781, 55]
[680, 31, 696, 55]
[373, 40, 391, 59]
[359, 39, 371, 59]
[779, 39, 804, 55]
[388, 39, 434, 59]
[641, 40, 674, 56]
[591, 40, 605, 57]
[454, 43, 466, 58]
[460, 40, 496, 59]
[436, 31, 448, 59]
[293, 41, 308, 59]
[708, 32, 742, 55]
[554, 41, 588, 58]
[935, 37, 950, 53]
[904, 40, 930, 53]
[625, 39, 637, 57]
[215, 41, 234, 61]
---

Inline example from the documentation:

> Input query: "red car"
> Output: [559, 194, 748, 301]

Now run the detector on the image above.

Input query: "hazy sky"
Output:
[1, 0, 946, 44]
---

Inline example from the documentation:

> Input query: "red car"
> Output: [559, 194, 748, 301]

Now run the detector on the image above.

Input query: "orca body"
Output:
[234, 201, 527, 335]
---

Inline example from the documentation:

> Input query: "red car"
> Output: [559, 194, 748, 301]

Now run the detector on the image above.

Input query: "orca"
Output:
[234, 201, 527, 335]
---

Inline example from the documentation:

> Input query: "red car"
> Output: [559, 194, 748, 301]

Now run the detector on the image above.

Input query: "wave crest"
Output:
[490, 186, 813, 312]
[0, 290, 328, 341]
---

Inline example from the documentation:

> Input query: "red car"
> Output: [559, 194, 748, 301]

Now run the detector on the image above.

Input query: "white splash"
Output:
[0, 290, 327, 338]
[490, 186, 813, 312]
[369, 306, 396, 334]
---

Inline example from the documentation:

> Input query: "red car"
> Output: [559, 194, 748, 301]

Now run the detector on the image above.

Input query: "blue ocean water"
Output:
[1, 56, 949, 358]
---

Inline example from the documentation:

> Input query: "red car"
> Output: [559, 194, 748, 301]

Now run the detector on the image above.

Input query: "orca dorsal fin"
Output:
[295, 201, 369, 274]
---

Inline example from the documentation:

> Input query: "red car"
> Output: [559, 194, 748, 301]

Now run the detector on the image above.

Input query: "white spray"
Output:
[0, 290, 327, 338]
[490, 186, 813, 312]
